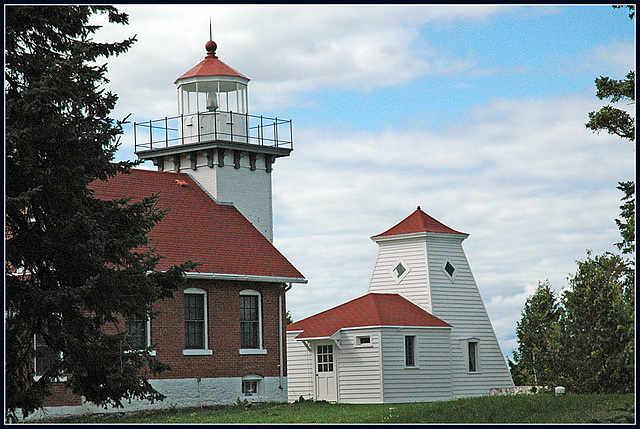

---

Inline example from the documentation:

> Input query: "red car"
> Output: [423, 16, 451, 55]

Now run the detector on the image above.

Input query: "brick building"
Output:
[27, 37, 305, 420]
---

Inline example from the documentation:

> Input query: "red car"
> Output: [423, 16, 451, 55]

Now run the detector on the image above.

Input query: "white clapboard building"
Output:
[287, 207, 514, 403]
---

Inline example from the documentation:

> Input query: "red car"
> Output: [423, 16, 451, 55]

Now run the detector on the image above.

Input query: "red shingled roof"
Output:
[287, 293, 451, 339]
[374, 207, 466, 238]
[176, 41, 248, 82]
[89, 169, 303, 280]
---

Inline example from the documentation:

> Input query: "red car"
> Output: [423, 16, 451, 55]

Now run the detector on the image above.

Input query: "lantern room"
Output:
[175, 40, 249, 115]
[174, 39, 250, 144]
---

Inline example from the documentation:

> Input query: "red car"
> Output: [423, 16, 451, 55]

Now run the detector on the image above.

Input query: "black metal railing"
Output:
[133, 110, 293, 153]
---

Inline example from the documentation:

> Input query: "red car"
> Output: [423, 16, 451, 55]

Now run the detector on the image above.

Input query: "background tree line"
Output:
[508, 5, 635, 394]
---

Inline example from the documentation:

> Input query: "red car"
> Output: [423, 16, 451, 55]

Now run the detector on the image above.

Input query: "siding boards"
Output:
[380, 327, 452, 403]
[286, 332, 313, 401]
[425, 235, 514, 397]
[336, 329, 382, 403]
[368, 238, 432, 312]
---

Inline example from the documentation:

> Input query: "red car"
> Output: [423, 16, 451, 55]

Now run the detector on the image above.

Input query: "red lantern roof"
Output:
[175, 39, 249, 82]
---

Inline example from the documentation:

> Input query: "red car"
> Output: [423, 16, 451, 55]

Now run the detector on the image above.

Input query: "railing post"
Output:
[180, 114, 184, 145]
[214, 110, 217, 140]
[289, 119, 293, 149]
[196, 112, 200, 143]
[165, 117, 168, 148]
[230, 111, 234, 142]
[149, 119, 153, 150]
[274, 117, 278, 147]
[133, 122, 137, 152]
[260, 115, 264, 146]
[245, 111, 249, 143]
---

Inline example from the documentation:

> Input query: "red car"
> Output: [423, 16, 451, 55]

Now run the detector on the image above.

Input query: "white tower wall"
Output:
[160, 150, 274, 242]
[367, 231, 514, 397]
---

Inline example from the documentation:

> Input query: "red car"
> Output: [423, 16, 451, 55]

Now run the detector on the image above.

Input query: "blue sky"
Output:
[97, 4, 635, 359]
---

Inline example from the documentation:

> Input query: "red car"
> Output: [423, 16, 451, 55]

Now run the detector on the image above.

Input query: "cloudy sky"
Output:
[95, 4, 635, 359]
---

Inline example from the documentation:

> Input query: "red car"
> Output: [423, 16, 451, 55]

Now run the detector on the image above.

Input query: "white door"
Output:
[315, 343, 337, 402]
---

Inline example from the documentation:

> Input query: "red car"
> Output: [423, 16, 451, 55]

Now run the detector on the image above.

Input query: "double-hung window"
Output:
[183, 288, 211, 355]
[125, 316, 149, 350]
[34, 331, 64, 380]
[240, 290, 265, 354]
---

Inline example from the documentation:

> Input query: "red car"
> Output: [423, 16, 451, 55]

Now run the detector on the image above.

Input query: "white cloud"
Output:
[100, 4, 511, 117]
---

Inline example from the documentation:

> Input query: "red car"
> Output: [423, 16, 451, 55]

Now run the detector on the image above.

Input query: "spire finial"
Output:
[205, 18, 217, 58]
[417, 206, 421, 211]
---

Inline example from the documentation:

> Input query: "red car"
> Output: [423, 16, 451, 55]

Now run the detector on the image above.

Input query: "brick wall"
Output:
[149, 278, 287, 379]
[42, 278, 288, 408]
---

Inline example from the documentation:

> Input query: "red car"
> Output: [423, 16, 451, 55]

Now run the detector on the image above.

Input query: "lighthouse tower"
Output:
[134, 39, 294, 242]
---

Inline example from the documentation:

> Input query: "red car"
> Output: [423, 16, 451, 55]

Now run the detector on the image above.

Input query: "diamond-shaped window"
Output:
[393, 263, 406, 278]
[444, 261, 455, 277]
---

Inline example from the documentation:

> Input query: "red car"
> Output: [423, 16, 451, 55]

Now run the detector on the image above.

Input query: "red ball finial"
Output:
[205, 40, 217, 58]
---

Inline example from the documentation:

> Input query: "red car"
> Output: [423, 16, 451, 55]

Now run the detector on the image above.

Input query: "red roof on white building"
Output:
[89, 169, 304, 281]
[287, 293, 451, 339]
[374, 207, 466, 238]
[175, 40, 249, 82]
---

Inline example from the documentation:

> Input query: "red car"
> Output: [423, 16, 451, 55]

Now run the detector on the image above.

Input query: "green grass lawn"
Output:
[48, 393, 634, 424]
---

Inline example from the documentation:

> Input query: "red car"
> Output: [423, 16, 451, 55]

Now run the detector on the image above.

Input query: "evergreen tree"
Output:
[508, 281, 562, 388]
[5, 6, 195, 421]
[560, 252, 634, 393]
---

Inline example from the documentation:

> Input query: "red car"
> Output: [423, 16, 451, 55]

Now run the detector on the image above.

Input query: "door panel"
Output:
[315, 343, 337, 402]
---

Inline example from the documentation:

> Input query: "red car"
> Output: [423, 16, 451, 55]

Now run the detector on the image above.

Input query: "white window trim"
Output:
[442, 259, 458, 282]
[183, 287, 211, 355]
[355, 335, 373, 348]
[390, 258, 411, 284]
[404, 334, 418, 369]
[239, 289, 264, 353]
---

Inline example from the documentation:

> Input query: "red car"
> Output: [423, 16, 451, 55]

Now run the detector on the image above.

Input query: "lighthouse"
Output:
[134, 38, 294, 242]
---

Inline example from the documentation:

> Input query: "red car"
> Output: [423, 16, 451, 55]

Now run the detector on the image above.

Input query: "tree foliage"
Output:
[508, 281, 562, 387]
[561, 252, 634, 393]
[5, 6, 195, 421]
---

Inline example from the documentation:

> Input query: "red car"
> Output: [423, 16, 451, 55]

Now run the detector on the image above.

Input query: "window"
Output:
[356, 335, 372, 347]
[393, 263, 406, 278]
[468, 341, 478, 373]
[444, 261, 455, 277]
[316, 344, 334, 372]
[443, 260, 457, 281]
[405, 335, 416, 367]
[242, 380, 258, 396]
[240, 290, 262, 351]
[35, 332, 60, 379]
[184, 288, 211, 354]
[125, 316, 149, 350]
[390, 259, 411, 283]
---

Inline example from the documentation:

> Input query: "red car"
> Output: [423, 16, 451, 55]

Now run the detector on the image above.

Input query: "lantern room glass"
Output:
[178, 79, 248, 115]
